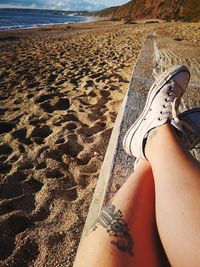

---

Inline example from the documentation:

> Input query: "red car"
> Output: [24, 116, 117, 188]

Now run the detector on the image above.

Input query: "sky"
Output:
[0, 0, 129, 11]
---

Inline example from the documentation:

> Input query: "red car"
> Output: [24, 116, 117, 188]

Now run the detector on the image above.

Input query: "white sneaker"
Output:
[123, 65, 190, 159]
[133, 108, 200, 170]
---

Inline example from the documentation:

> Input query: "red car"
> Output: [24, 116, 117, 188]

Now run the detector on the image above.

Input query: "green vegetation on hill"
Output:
[90, 6, 118, 17]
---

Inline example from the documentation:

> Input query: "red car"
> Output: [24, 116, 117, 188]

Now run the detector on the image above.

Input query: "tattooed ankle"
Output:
[147, 128, 158, 143]
[92, 204, 134, 256]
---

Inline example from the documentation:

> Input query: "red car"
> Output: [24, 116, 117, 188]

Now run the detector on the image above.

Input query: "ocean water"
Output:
[0, 9, 91, 31]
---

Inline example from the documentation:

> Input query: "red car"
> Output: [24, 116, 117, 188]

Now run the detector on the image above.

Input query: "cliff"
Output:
[95, 0, 200, 22]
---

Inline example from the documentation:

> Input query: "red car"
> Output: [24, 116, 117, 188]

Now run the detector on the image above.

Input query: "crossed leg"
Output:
[74, 160, 169, 267]
[146, 124, 200, 267]
[73, 124, 200, 267]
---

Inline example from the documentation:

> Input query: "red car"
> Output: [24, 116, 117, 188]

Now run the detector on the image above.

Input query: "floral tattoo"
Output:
[92, 204, 134, 256]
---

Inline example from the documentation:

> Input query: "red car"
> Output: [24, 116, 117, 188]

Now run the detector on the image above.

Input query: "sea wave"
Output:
[0, 22, 67, 31]
[0, 17, 93, 31]
[0, 9, 93, 31]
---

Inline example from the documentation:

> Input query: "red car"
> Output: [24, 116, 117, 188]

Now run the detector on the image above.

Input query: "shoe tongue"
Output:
[171, 97, 183, 132]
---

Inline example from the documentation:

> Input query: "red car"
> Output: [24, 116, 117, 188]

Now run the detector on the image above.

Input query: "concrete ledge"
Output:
[81, 34, 200, 240]
[81, 34, 155, 238]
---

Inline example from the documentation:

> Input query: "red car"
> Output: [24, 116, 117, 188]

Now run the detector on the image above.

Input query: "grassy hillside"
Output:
[90, 7, 118, 18]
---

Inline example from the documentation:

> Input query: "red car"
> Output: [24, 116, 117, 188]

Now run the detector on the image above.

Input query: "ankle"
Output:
[145, 124, 173, 161]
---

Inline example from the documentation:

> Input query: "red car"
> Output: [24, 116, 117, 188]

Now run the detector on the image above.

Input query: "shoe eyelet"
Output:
[168, 85, 173, 91]
[149, 108, 152, 111]
[163, 105, 167, 108]
[165, 98, 170, 102]
[158, 117, 161, 121]
[168, 92, 173, 96]
[143, 118, 146, 121]
[160, 111, 163, 114]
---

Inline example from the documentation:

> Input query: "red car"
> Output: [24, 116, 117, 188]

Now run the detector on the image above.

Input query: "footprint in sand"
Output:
[0, 195, 35, 216]
[46, 169, 63, 179]
[99, 89, 110, 98]
[57, 134, 83, 158]
[0, 162, 12, 174]
[0, 144, 13, 155]
[0, 107, 8, 115]
[26, 93, 34, 99]
[30, 125, 52, 139]
[39, 101, 54, 113]
[0, 175, 43, 215]
[0, 155, 8, 163]
[0, 121, 14, 134]
[34, 93, 54, 103]
[0, 211, 32, 261]
[0, 156, 44, 260]
[12, 128, 33, 145]
[55, 137, 65, 144]
[77, 121, 106, 138]
[65, 122, 77, 131]
[2, 237, 39, 266]
[39, 97, 70, 113]
[0, 183, 23, 200]
[28, 114, 48, 126]
[63, 112, 79, 122]
[6, 170, 27, 182]
[66, 187, 78, 201]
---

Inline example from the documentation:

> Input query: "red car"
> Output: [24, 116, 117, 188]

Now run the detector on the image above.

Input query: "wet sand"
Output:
[0, 20, 199, 267]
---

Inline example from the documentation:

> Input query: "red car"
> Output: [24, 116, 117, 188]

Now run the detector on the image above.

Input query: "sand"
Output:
[0, 20, 199, 267]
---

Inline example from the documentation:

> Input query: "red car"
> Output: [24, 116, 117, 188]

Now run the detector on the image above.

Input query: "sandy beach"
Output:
[0, 19, 199, 267]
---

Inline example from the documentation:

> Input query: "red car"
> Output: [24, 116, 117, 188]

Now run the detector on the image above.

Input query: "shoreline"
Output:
[0, 18, 113, 35]
[1, 17, 199, 33]
[0, 8, 95, 32]
[0, 19, 123, 36]
[0, 19, 92, 32]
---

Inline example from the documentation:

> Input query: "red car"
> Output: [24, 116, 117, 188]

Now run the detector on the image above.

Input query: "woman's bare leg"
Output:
[146, 124, 200, 267]
[74, 160, 169, 267]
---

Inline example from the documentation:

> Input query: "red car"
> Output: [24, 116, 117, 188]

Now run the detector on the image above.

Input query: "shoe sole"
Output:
[123, 65, 190, 155]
